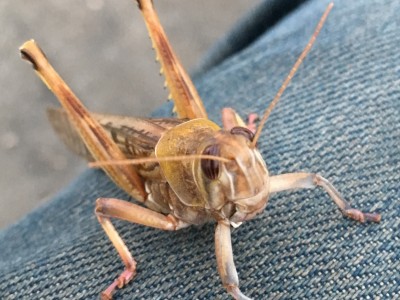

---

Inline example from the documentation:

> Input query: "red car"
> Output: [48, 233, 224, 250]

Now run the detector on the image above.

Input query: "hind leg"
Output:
[136, 0, 207, 119]
[20, 40, 147, 201]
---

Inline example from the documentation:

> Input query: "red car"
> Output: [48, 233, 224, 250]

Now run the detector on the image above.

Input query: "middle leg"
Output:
[95, 197, 189, 299]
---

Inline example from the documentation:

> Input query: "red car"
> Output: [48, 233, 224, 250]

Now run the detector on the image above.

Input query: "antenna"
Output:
[89, 154, 230, 168]
[251, 2, 334, 148]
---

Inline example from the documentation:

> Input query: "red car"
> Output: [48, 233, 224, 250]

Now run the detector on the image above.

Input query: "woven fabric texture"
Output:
[1, 0, 399, 299]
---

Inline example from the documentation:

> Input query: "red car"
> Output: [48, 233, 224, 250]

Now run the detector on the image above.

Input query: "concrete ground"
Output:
[0, 0, 260, 228]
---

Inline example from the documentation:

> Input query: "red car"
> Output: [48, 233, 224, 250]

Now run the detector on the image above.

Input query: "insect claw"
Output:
[364, 212, 382, 223]
[100, 291, 113, 300]
[228, 286, 253, 300]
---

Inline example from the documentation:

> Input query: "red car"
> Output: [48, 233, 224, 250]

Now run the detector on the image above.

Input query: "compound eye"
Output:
[201, 144, 220, 180]
[230, 126, 254, 142]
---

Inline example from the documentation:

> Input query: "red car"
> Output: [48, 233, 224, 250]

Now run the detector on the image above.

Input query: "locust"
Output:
[19, 1, 381, 299]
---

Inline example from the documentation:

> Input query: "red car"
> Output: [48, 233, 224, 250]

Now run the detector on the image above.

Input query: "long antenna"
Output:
[251, 2, 334, 148]
[89, 154, 230, 168]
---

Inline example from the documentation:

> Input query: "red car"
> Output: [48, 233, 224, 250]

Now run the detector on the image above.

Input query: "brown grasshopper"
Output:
[19, 1, 380, 299]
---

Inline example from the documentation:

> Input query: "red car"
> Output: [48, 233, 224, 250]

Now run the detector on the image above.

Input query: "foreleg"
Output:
[215, 220, 252, 300]
[269, 173, 381, 223]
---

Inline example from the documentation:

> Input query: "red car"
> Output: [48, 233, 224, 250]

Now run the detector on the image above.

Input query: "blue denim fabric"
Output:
[1, 0, 399, 299]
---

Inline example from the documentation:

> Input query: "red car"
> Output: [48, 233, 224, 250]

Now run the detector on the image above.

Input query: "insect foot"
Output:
[100, 269, 136, 300]
[343, 208, 382, 223]
[312, 174, 381, 223]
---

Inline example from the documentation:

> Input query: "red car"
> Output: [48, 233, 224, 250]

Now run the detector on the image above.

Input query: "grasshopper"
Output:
[20, 1, 380, 299]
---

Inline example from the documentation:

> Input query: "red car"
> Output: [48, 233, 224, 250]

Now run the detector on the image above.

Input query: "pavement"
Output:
[0, 0, 259, 228]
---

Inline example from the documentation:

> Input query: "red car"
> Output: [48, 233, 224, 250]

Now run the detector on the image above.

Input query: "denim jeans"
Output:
[1, 0, 399, 299]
